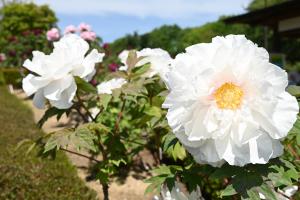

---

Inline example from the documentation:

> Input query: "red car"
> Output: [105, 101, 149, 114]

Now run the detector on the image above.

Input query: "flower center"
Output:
[214, 82, 243, 110]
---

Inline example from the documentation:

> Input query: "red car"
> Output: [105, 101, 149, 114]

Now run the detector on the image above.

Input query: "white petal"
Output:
[188, 140, 225, 167]
[74, 49, 104, 78]
[253, 92, 298, 139]
[33, 89, 46, 109]
[49, 78, 77, 109]
[22, 74, 38, 96]
[271, 92, 299, 138]
[43, 75, 74, 101]
[22, 74, 51, 96]
[184, 105, 211, 140]
[54, 34, 89, 56]
[23, 51, 47, 75]
[118, 50, 129, 65]
[97, 78, 127, 94]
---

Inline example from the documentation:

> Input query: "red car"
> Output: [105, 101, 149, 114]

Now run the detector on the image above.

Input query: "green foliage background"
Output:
[0, 2, 57, 67]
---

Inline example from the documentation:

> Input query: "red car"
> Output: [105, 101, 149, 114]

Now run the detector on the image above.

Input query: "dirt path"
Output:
[13, 88, 153, 200]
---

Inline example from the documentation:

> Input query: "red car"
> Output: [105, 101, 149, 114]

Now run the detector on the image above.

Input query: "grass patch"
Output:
[0, 86, 97, 200]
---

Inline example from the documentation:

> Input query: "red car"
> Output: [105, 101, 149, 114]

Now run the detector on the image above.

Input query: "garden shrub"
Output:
[0, 68, 22, 86]
[0, 86, 97, 200]
[0, 2, 57, 67]
[0, 70, 5, 85]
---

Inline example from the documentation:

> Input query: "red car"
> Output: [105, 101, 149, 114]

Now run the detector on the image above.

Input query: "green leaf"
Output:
[151, 165, 172, 175]
[144, 175, 168, 194]
[126, 50, 138, 71]
[75, 76, 97, 94]
[162, 133, 177, 152]
[38, 107, 67, 128]
[43, 124, 98, 153]
[131, 63, 151, 78]
[246, 188, 260, 200]
[88, 122, 111, 133]
[26, 143, 37, 155]
[258, 184, 277, 200]
[144, 106, 162, 118]
[110, 158, 126, 167]
[73, 126, 98, 152]
[172, 142, 186, 161]
[144, 181, 161, 195]
[231, 171, 263, 197]
[210, 164, 241, 179]
[15, 139, 32, 150]
[122, 79, 147, 96]
[97, 170, 109, 184]
[44, 134, 60, 153]
[297, 133, 300, 146]
[287, 85, 300, 97]
[99, 94, 112, 110]
[220, 184, 237, 197]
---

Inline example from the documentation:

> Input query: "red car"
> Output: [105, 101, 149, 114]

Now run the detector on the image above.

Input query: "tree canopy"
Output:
[247, 0, 287, 11]
[0, 2, 57, 36]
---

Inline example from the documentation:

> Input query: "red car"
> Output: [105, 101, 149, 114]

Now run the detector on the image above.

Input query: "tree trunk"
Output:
[102, 183, 109, 200]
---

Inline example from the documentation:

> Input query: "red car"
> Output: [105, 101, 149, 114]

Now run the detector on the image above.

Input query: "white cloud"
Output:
[32, 0, 251, 19]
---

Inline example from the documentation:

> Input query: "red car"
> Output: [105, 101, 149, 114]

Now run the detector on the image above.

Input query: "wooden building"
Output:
[224, 0, 300, 52]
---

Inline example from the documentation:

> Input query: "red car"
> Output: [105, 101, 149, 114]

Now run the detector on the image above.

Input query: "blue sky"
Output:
[34, 0, 252, 42]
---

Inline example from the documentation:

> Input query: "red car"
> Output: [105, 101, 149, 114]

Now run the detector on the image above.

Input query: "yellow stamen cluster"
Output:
[214, 82, 243, 110]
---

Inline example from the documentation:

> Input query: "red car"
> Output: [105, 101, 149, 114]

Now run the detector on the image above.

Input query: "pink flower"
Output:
[8, 36, 17, 42]
[108, 63, 118, 72]
[78, 23, 91, 32]
[46, 28, 60, 41]
[80, 31, 97, 41]
[90, 79, 97, 86]
[102, 43, 109, 49]
[33, 29, 43, 36]
[0, 53, 6, 62]
[64, 25, 77, 34]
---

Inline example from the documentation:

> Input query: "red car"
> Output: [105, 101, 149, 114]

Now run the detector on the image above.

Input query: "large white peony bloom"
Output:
[118, 48, 172, 81]
[163, 35, 299, 166]
[22, 34, 104, 109]
[97, 78, 127, 94]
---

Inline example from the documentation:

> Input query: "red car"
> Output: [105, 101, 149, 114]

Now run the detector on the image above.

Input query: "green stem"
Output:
[76, 93, 95, 122]
[114, 97, 126, 135]
[60, 147, 101, 163]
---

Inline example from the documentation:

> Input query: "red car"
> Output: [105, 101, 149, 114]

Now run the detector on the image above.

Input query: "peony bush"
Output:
[21, 34, 300, 200]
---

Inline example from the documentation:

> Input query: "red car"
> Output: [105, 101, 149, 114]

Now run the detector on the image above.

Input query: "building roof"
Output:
[224, 0, 300, 27]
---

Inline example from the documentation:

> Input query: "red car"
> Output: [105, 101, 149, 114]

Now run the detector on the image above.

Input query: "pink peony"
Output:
[64, 25, 77, 34]
[80, 31, 97, 41]
[33, 29, 43, 36]
[0, 53, 6, 62]
[108, 63, 118, 72]
[102, 43, 109, 49]
[78, 23, 92, 32]
[90, 79, 98, 86]
[46, 28, 60, 41]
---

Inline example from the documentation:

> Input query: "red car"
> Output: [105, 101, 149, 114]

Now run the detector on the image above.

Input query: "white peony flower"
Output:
[118, 48, 172, 81]
[22, 34, 104, 109]
[97, 78, 127, 94]
[154, 182, 203, 200]
[163, 35, 299, 166]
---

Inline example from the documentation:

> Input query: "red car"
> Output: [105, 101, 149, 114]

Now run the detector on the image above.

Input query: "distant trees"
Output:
[109, 0, 300, 65]
[109, 22, 265, 58]
[0, 2, 57, 36]
[247, 0, 287, 11]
